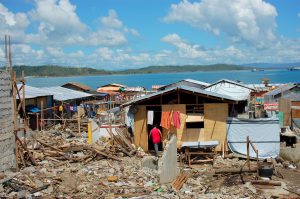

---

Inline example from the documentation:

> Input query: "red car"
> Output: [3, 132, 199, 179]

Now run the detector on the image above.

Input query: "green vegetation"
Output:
[0, 64, 252, 77]
[119, 64, 252, 74]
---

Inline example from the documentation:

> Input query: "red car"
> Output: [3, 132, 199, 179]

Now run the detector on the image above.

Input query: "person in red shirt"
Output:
[149, 125, 162, 157]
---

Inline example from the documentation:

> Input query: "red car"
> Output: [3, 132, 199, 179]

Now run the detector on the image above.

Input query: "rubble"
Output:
[1, 128, 300, 198]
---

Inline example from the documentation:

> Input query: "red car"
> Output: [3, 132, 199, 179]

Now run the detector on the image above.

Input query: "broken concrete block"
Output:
[142, 156, 158, 170]
[158, 135, 179, 184]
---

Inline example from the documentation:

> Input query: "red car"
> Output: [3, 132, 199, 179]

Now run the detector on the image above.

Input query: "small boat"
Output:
[251, 68, 264, 72]
[288, 66, 300, 71]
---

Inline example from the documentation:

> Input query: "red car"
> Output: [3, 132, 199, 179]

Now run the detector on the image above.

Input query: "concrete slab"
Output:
[158, 135, 179, 184]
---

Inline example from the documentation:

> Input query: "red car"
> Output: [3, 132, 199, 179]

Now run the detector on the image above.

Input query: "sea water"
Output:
[26, 69, 300, 90]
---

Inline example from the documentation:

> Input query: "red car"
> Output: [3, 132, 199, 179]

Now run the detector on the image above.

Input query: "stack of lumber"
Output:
[106, 127, 136, 157]
[172, 171, 191, 192]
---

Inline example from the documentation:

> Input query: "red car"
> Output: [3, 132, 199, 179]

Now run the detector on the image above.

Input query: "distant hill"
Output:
[242, 62, 300, 69]
[0, 64, 252, 77]
[118, 64, 251, 74]
[3, 65, 112, 77]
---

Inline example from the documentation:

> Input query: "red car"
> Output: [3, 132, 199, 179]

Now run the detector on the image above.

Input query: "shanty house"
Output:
[17, 85, 54, 130]
[61, 82, 91, 92]
[158, 79, 210, 91]
[264, 83, 300, 127]
[122, 85, 237, 152]
[96, 83, 126, 93]
[205, 79, 255, 116]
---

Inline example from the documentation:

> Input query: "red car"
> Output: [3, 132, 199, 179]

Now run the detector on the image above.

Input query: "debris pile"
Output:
[1, 128, 300, 198]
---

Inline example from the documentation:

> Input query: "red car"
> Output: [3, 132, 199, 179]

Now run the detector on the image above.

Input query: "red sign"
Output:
[264, 103, 278, 111]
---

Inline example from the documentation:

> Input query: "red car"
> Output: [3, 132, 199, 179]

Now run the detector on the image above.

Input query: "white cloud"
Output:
[298, 13, 300, 18]
[0, 3, 30, 42]
[101, 10, 123, 29]
[161, 33, 208, 59]
[87, 29, 128, 46]
[30, 0, 86, 32]
[164, 0, 277, 47]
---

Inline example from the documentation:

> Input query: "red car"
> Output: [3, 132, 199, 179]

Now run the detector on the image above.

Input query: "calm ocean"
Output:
[26, 69, 300, 90]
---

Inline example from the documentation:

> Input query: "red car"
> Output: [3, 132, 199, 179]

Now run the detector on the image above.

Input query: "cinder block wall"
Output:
[0, 70, 16, 171]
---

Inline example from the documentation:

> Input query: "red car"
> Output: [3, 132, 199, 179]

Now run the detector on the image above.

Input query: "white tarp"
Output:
[227, 117, 280, 159]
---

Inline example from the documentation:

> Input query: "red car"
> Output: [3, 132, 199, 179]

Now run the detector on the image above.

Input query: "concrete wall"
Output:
[0, 70, 16, 171]
[158, 135, 179, 184]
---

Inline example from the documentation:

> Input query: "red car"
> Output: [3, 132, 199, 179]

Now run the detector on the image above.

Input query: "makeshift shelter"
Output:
[158, 79, 210, 91]
[17, 85, 54, 130]
[264, 84, 300, 127]
[227, 117, 280, 159]
[40, 86, 95, 119]
[205, 79, 255, 116]
[122, 85, 237, 152]
[96, 83, 126, 93]
[264, 83, 300, 103]
[61, 82, 91, 92]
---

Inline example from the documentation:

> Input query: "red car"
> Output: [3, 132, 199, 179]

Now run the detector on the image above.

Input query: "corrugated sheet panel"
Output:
[41, 86, 92, 101]
[122, 85, 236, 106]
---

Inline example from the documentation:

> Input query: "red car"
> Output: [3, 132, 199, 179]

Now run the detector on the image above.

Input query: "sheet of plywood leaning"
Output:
[134, 105, 148, 151]
[204, 103, 228, 151]
[291, 101, 300, 118]
[161, 104, 186, 147]
[279, 98, 291, 126]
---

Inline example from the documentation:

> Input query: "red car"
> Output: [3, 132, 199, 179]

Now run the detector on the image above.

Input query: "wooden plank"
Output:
[292, 101, 300, 118]
[204, 103, 228, 151]
[186, 113, 204, 122]
[279, 98, 291, 126]
[134, 105, 148, 151]
[182, 128, 203, 142]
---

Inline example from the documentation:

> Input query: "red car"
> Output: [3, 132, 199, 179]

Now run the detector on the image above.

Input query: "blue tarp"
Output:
[227, 117, 280, 159]
[26, 105, 40, 113]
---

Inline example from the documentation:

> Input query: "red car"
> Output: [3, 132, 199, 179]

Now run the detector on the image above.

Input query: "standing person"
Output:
[149, 125, 162, 157]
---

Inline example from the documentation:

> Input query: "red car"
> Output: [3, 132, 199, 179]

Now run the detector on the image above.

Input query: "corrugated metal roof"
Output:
[158, 78, 210, 90]
[264, 84, 298, 96]
[41, 86, 92, 101]
[122, 85, 236, 106]
[206, 79, 255, 90]
[184, 79, 210, 86]
[61, 82, 91, 91]
[98, 83, 126, 88]
[17, 85, 53, 99]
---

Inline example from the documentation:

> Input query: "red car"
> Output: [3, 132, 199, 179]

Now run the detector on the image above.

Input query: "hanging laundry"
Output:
[70, 106, 74, 111]
[59, 105, 63, 112]
[172, 111, 181, 129]
[73, 106, 78, 112]
[53, 106, 58, 111]
[147, 110, 154, 125]
[161, 111, 171, 129]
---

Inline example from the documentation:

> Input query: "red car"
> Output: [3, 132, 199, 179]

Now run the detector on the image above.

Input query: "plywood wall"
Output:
[134, 105, 148, 151]
[204, 103, 228, 151]
[161, 104, 186, 147]
[292, 101, 300, 119]
[279, 99, 291, 126]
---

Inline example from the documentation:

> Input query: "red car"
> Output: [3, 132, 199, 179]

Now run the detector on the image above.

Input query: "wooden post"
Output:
[41, 100, 44, 131]
[247, 136, 250, 169]
[61, 102, 64, 120]
[77, 115, 81, 134]
[88, 120, 92, 144]
[256, 149, 259, 179]
[36, 113, 39, 131]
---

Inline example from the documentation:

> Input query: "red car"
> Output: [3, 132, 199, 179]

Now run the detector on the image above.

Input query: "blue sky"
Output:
[0, 0, 299, 69]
